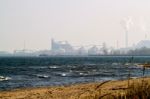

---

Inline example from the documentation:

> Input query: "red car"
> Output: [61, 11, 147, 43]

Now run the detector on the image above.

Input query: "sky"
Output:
[1, 0, 150, 52]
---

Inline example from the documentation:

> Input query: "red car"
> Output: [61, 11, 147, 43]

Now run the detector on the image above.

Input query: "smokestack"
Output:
[140, 17, 148, 40]
[125, 29, 128, 48]
[23, 40, 26, 51]
[120, 16, 133, 48]
[51, 38, 55, 50]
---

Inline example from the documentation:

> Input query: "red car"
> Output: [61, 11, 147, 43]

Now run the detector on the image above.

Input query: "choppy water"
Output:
[0, 56, 150, 90]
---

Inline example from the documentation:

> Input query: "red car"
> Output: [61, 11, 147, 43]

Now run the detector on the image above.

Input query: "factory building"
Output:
[51, 39, 74, 55]
[77, 46, 87, 55]
[88, 46, 99, 55]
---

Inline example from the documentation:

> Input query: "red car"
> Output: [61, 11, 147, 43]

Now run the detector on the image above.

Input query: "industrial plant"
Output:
[4, 37, 150, 57]
[50, 39, 101, 55]
[1, 17, 150, 56]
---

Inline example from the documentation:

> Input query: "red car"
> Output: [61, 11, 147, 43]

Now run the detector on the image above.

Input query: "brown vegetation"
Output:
[0, 77, 150, 99]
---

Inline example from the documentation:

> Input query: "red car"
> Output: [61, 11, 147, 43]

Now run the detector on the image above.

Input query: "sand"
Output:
[0, 77, 150, 99]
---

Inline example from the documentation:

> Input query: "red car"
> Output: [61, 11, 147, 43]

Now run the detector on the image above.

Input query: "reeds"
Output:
[116, 80, 150, 99]
[114, 58, 150, 99]
[97, 58, 150, 99]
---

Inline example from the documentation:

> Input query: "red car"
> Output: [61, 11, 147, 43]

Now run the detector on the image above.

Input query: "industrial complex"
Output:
[7, 38, 150, 56]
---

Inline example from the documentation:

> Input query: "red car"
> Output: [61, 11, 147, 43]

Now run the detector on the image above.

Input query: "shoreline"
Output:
[0, 77, 150, 99]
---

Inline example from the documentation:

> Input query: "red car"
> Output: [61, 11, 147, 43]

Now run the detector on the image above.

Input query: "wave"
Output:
[49, 65, 60, 69]
[0, 76, 11, 81]
[53, 71, 117, 77]
[36, 74, 49, 78]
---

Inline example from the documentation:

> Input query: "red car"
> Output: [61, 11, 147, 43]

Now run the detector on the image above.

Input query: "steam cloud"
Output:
[120, 16, 133, 48]
[120, 16, 133, 32]
[140, 17, 147, 32]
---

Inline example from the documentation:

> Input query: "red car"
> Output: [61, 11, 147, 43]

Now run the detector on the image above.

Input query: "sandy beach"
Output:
[0, 77, 150, 99]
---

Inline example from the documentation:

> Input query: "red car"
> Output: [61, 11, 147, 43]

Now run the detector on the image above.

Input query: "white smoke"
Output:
[139, 17, 148, 39]
[120, 16, 133, 32]
[139, 17, 147, 32]
[120, 16, 133, 48]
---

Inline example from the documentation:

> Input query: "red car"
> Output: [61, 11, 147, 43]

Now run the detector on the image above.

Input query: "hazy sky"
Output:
[1, 0, 150, 52]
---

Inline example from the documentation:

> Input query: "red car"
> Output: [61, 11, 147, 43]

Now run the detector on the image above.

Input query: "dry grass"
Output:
[116, 79, 150, 99]
[1, 77, 150, 99]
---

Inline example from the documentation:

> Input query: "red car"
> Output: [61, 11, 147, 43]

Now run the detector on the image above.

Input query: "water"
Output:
[0, 56, 150, 90]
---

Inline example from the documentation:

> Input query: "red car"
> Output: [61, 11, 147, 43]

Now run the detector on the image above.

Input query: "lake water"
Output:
[0, 56, 150, 90]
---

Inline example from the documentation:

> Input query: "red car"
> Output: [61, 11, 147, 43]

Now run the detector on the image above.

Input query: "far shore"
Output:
[1, 77, 150, 99]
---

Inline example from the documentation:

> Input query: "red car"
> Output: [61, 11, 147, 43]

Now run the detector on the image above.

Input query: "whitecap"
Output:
[36, 74, 49, 78]
[112, 63, 119, 66]
[49, 65, 59, 69]
[79, 72, 84, 75]
[0, 76, 11, 81]
[61, 73, 67, 77]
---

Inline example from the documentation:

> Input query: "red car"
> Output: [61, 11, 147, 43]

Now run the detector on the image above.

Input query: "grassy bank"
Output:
[0, 77, 150, 99]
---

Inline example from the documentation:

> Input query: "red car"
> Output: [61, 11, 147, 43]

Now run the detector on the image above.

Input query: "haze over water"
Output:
[1, 0, 150, 52]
